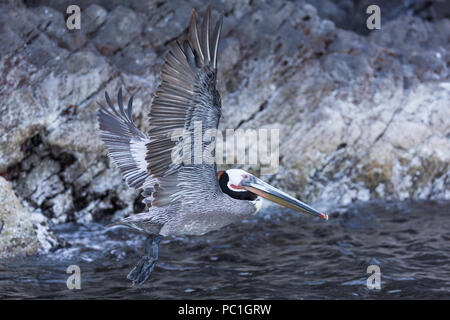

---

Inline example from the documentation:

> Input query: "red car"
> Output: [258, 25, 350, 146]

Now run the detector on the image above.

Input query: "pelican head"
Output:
[218, 169, 328, 220]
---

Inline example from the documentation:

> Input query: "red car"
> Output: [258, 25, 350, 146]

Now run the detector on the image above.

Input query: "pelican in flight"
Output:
[97, 6, 328, 285]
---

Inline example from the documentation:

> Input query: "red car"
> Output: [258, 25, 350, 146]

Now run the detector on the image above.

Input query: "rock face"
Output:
[306, 0, 450, 35]
[0, 177, 40, 258]
[0, 0, 448, 244]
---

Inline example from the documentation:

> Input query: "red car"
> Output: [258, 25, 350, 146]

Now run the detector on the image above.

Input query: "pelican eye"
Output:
[241, 174, 254, 184]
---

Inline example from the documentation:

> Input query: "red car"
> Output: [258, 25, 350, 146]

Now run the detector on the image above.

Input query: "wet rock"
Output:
[213, 3, 450, 205]
[0, 177, 40, 258]
[83, 4, 108, 35]
[17, 158, 62, 206]
[133, 0, 204, 49]
[32, 6, 86, 51]
[306, 0, 450, 35]
[27, 209, 59, 252]
[49, 189, 73, 224]
[94, 6, 143, 56]
[111, 40, 157, 75]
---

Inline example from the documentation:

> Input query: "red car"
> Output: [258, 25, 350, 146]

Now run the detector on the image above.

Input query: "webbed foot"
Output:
[127, 235, 162, 285]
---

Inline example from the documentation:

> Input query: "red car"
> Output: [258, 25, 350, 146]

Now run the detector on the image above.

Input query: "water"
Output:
[0, 200, 449, 299]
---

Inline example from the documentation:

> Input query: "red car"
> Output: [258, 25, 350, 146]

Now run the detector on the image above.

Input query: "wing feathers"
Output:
[211, 14, 223, 69]
[188, 10, 204, 63]
[97, 7, 223, 210]
[97, 89, 154, 191]
[201, 5, 211, 64]
[144, 7, 224, 208]
[98, 8, 224, 210]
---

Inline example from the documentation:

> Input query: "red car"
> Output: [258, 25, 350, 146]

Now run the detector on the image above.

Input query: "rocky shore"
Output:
[0, 0, 448, 254]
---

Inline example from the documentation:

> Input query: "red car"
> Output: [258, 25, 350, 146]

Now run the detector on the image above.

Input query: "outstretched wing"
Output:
[145, 6, 223, 207]
[97, 89, 155, 191]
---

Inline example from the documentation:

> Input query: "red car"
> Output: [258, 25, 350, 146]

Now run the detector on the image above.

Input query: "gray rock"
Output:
[0, 177, 40, 259]
[83, 4, 108, 35]
[214, 3, 449, 205]
[306, 0, 450, 35]
[31, 6, 87, 51]
[94, 6, 143, 56]
[49, 189, 73, 224]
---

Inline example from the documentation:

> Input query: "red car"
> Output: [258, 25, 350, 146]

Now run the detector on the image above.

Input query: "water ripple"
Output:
[0, 200, 449, 299]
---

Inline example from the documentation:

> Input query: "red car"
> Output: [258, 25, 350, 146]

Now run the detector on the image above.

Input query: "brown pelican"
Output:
[97, 6, 328, 285]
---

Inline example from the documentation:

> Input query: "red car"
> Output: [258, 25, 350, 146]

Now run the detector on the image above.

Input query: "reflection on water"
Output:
[0, 200, 449, 299]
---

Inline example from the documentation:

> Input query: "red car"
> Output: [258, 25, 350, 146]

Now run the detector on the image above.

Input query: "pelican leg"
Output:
[127, 235, 162, 285]
[127, 236, 152, 283]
